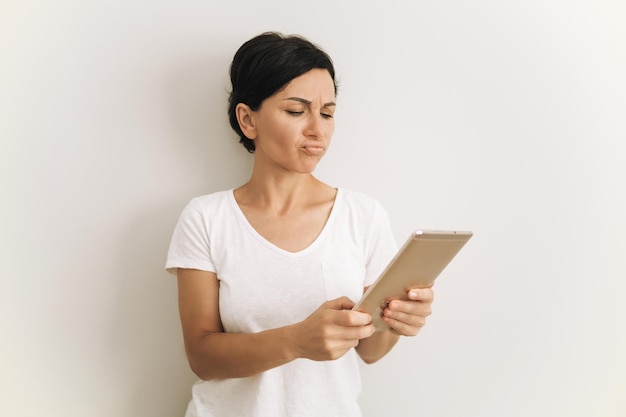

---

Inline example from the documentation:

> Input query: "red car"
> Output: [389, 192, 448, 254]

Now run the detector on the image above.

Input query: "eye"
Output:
[286, 110, 304, 116]
[321, 112, 334, 119]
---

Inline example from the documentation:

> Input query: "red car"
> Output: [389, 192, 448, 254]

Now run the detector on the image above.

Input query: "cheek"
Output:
[258, 121, 292, 144]
[325, 121, 335, 138]
[327, 128, 335, 142]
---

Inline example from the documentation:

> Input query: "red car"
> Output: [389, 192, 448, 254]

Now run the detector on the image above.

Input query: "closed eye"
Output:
[286, 110, 304, 116]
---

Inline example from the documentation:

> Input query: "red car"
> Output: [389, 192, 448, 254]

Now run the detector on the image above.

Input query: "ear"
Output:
[235, 103, 257, 140]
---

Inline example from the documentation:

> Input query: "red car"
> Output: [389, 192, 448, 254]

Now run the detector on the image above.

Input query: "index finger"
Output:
[336, 310, 372, 327]
[324, 296, 357, 311]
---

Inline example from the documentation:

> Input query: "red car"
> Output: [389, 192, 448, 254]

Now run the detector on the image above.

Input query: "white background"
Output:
[1, 1, 625, 416]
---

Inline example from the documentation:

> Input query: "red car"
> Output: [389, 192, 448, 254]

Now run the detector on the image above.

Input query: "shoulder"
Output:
[189, 189, 233, 208]
[180, 189, 234, 216]
[176, 189, 235, 227]
[338, 188, 387, 216]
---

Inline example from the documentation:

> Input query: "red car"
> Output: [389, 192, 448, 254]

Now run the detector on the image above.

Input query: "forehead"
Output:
[276, 69, 336, 100]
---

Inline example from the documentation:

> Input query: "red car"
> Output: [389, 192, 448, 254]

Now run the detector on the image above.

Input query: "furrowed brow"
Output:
[285, 97, 336, 107]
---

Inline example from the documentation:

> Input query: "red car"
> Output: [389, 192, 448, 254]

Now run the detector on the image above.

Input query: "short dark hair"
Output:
[228, 32, 337, 153]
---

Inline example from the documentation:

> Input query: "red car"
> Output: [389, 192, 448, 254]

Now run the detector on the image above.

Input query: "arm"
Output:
[355, 328, 399, 364]
[177, 268, 375, 380]
[356, 287, 434, 364]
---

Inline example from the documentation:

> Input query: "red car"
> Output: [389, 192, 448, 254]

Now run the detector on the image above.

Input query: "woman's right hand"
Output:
[288, 296, 376, 361]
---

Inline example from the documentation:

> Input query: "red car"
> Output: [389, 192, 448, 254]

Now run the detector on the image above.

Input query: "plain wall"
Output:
[1, 1, 624, 416]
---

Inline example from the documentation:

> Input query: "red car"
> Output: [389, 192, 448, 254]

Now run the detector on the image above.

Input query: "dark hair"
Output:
[228, 32, 337, 153]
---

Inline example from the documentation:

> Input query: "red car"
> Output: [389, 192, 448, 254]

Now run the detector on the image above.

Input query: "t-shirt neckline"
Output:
[227, 187, 343, 257]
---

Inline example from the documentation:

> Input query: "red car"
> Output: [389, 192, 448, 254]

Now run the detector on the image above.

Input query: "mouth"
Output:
[301, 144, 325, 155]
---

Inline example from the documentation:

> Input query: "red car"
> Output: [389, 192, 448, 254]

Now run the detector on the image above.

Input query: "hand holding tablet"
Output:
[353, 229, 473, 332]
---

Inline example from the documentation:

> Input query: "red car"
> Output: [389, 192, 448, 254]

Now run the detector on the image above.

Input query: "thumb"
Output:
[324, 296, 356, 311]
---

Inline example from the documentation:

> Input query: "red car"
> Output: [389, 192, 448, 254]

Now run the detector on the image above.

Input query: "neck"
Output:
[235, 170, 336, 214]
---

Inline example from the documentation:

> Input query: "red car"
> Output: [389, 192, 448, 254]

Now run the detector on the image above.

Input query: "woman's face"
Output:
[246, 68, 336, 175]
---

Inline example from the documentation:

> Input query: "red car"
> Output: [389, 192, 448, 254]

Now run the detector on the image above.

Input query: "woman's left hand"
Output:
[381, 287, 434, 336]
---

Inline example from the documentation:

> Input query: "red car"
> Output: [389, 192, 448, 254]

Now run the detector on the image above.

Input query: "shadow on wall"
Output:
[112, 204, 196, 417]
[162, 46, 253, 192]
[109, 48, 252, 417]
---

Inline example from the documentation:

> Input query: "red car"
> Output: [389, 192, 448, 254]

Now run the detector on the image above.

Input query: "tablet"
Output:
[353, 229, 473, 331]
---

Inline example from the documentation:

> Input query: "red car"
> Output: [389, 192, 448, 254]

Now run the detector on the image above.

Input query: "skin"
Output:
[177, 68, 435, 380]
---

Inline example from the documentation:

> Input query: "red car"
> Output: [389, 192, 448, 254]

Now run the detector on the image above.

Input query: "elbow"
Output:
[355, 346, 384, 365]
[188, 354, 229, 381]
[187, 355, 215, 381]
[185, 347, 255, 381]
[185, 343, 220, 381]
[359, 353, 383, 365]
[190, 365, 212, 381]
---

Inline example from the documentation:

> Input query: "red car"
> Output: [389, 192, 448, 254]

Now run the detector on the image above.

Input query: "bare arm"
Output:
[355, 328, 400, 364]
[356, 287, 434, 364]
[177, 268, 375, 380]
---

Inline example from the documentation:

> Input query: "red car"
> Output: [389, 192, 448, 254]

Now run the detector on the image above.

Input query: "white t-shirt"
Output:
[166, 188, 397, 417]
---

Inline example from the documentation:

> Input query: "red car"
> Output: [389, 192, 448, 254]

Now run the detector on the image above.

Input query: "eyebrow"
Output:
[285, 97, 336, 107]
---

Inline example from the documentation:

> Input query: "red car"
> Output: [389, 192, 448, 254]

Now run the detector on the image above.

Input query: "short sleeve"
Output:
[165, 198, 216, 275]
[363, 201, 398, 286]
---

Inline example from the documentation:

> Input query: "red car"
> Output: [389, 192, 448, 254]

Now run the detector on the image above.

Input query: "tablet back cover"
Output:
[354, 230, 472, 331]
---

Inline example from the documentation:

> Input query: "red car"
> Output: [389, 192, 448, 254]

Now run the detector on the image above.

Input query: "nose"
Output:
[304, 113, 324, 139]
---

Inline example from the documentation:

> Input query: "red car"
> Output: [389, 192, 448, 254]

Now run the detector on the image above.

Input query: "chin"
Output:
[294, 163, 320, 174]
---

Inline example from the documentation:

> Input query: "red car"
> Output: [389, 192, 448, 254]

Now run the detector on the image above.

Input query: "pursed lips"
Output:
[301, 143, 325, 155]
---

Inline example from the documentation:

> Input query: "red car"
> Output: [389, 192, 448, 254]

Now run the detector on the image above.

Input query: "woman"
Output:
[166, 32, 434, 417]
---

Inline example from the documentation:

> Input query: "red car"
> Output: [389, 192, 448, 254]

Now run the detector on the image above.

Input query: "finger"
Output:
[382, 309, 426, 335]
[387, 299, 432, 317]
[335, 310, 372, 327]
[324, 296, 356, 311]
[383, 316, 422, 337]
[407, 288, 434, 302]
[341, 323, 376, 340]
[384, 308, 428, 327]
[322, 319, 375, 342]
